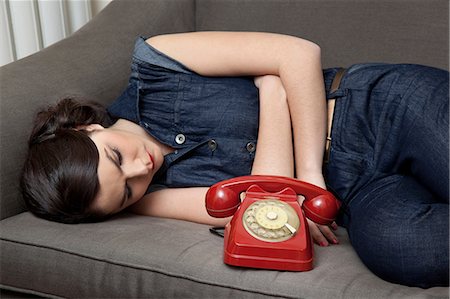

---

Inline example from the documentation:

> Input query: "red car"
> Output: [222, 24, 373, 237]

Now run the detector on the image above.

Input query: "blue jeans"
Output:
[324, 64, 449, 288]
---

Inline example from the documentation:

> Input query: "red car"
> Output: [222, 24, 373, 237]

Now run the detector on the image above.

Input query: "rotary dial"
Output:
[242, 199, 300, 242]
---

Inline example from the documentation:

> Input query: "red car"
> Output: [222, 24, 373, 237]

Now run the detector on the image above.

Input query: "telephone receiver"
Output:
[206, 175, 341, 225]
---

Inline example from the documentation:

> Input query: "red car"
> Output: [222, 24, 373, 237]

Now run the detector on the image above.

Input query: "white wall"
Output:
[0, 0, 112, 67]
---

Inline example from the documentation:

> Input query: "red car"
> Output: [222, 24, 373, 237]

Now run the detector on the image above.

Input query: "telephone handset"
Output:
[205, 175, 341, 271]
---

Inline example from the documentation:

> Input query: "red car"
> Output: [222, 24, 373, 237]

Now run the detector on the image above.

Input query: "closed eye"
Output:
[112, 147, 123, 165]
[109, 147, 132, 206]
[126, 185, 132, 199]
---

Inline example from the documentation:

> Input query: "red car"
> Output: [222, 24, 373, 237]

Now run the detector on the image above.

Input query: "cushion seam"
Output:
[0, 284, 64, 299]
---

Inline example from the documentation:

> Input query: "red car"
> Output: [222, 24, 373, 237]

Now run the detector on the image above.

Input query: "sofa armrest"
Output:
[0, 0, 195, 220]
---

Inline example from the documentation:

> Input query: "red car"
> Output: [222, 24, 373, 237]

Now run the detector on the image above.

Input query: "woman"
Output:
[21, 32, 448, 288]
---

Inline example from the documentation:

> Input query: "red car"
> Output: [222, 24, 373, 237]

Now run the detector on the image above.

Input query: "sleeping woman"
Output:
[21, 32, 449, 288]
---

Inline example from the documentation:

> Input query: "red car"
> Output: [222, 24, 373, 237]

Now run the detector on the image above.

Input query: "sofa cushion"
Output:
[195, 0, 449, 70]
[0, 212, 447, 298]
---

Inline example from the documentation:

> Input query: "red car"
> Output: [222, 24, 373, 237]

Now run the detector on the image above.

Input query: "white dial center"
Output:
[266, 211, 278, 220]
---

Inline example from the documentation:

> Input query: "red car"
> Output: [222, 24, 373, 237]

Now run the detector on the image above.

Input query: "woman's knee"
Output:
[347, 206, 449, 288]
[356, 238, 449, 288]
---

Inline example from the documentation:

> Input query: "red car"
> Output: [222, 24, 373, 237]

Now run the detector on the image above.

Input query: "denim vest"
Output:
[107, 37, 259, 192]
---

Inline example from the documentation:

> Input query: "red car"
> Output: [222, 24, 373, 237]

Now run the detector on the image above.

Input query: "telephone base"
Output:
[224, 250, 313, 271]
[223, 210, 314, 272]
[220, 185, 314, 272]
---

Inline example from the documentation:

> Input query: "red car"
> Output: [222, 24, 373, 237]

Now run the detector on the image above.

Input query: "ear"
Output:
[75, 124, 105, 132]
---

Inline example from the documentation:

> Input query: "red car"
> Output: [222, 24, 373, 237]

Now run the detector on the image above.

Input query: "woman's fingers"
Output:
[319, 224, 339, 245]
[307, 219, 328, 246]
[307, 218, 339, 246]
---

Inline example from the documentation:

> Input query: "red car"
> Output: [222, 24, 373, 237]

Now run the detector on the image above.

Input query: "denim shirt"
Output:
[107, 37, 259, 192]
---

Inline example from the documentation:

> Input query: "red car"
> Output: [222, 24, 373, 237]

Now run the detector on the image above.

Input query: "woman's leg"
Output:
[395, 65, 449, 202]
[349, 65, 450, 287]
[346, 174, 449, 288]
[327, 64, 449, 288]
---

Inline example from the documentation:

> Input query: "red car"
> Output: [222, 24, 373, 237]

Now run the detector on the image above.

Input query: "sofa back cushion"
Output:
[196, 0, 449, 70]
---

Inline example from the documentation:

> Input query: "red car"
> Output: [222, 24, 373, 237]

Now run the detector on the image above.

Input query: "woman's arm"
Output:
[252, 75, 293, 176]
[129, 187, 231, 227]
[147, 32, 327, 188]
[252, 75, 338, 246]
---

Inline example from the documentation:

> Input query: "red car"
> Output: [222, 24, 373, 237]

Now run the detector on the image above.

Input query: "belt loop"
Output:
[325, 68, 346, 163]
[330, 68, 346, 94]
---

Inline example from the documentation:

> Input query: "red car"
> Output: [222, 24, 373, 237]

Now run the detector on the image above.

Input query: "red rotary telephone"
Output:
[205, 175, 341, 271]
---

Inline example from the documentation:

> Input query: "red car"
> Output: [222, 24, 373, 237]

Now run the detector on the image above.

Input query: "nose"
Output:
[122, 158, 149, 178]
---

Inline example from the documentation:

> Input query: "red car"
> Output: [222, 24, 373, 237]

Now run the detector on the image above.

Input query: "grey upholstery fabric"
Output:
[195, 0, 449, 69]
[1, 212, 448, 298]
[1, 0, 448, 298]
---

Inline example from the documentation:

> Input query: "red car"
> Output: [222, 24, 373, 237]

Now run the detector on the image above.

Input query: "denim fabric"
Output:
[108, 37, 260, 191]
[324, 63, 449, 288]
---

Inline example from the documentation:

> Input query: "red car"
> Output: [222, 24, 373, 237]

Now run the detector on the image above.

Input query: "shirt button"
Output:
[246, 142, 256, 153]
[208, 139, 218, 151]
[175, 134, 186, 145]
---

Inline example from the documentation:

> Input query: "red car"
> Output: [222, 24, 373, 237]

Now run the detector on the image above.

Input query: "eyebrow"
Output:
[104, 147, 128, 209]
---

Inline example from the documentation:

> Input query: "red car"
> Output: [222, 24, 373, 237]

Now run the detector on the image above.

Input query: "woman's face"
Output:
[87, 125, 165, 215]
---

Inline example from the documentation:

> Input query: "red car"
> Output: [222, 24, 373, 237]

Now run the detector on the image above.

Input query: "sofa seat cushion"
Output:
[0, 212, 447, 298]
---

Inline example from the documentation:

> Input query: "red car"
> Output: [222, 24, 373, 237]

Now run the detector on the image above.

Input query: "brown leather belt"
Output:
[324, 68, 346, 163]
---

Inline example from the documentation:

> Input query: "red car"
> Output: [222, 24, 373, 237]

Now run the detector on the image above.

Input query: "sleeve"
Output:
[107, 36, 195, 123]
[132, 36, 194, 75]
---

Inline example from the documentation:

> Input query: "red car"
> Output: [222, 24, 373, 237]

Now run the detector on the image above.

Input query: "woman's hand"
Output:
[297, 171, 338, 246]
[296, 194, 339, 246]
[309, 219, 339, 246]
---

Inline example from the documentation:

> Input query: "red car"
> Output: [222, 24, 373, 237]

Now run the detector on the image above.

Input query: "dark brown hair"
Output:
[20, 98, 113, 224]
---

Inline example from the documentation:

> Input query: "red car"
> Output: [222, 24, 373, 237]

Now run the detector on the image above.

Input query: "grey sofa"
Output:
[1, 0, 449, 298]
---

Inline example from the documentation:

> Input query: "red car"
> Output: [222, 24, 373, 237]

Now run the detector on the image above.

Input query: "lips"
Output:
[147, 152, 155, 170]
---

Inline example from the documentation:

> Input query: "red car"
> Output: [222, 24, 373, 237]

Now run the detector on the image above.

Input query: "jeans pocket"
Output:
[325, 149, 369, 204]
